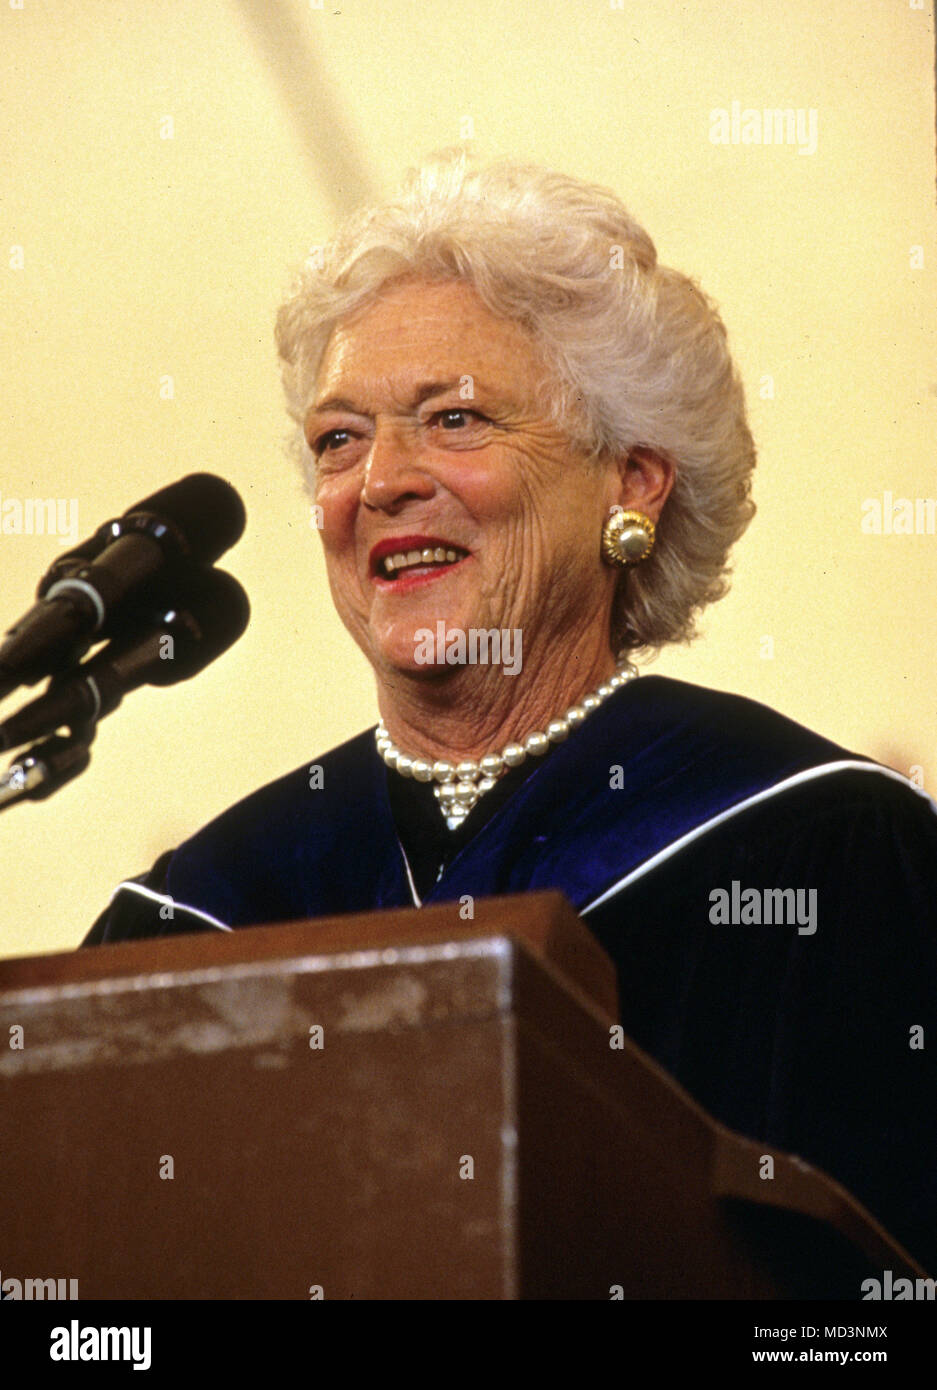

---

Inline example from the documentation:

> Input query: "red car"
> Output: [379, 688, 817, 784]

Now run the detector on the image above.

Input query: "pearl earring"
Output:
[601, 509, 656, 567]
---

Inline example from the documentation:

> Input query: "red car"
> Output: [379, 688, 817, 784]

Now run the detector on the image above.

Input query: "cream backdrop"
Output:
[1, 0, 934, 958]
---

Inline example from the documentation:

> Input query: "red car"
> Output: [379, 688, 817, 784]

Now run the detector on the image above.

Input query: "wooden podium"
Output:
[0, 892, 923, 1299]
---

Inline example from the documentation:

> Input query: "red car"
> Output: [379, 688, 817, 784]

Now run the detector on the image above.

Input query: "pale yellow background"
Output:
[1, 0, 934, 958]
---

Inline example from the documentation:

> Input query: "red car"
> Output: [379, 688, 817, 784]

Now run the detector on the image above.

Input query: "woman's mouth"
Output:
[370, 538, 470, 588]
[380, 545, 467, 576]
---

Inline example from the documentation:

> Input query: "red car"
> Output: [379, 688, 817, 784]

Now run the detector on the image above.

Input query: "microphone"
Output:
[36, 473, 246, 596]
[0, 474, 246, 700]
[0, 567, 251, 753]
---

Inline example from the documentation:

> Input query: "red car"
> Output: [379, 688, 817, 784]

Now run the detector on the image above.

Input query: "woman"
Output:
[84, 154, 937, 1274]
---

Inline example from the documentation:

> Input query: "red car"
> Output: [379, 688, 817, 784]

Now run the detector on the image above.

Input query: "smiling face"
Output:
[304, 277, 623, 688]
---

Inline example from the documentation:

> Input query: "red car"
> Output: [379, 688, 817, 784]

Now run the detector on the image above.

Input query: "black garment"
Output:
[583, 770, 937, 1276]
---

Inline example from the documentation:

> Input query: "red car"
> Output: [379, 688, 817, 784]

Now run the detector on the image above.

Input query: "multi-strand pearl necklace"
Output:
[375, 656, 638, 830]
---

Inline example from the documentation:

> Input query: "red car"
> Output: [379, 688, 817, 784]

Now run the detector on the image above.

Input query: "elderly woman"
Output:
[84, 155, 937, 1274]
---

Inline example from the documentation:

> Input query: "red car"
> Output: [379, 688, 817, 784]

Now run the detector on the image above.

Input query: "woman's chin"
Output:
[366, 602, 482, 674]
[369, 626, 475, 680]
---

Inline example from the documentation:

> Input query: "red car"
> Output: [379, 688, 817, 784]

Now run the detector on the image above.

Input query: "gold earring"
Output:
[601, 509, 656, 567]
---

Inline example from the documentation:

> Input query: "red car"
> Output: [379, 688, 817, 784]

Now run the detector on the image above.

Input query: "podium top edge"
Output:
[0, 890, 618, 1021]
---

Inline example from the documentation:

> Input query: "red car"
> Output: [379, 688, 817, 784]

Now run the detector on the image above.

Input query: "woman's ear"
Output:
[611, 446, 675, 522]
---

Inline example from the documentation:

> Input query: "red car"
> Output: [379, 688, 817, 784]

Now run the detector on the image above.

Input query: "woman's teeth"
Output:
[382, 547, 463, 576]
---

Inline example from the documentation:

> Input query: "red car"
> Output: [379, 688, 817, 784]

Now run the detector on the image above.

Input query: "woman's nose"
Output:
[360, 429, 436, 511]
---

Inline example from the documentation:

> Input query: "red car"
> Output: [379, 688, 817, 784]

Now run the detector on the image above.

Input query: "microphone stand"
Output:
[0, 722, 96, 813]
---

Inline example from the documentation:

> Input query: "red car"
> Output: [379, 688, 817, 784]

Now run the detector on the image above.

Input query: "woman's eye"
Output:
[434, 409, 485, 430]
[313, 428, 352, 456]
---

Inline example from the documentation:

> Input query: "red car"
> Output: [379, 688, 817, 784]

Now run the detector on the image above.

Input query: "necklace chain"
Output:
[376, 657, 638, 830]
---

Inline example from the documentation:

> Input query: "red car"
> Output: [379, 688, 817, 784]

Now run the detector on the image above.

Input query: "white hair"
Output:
[275, 150, 756, 654]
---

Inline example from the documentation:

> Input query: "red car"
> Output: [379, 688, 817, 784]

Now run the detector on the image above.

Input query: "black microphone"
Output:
[35, 473, 246, 596]
[0, 474, 246, 700]
[0, 567, 251, 753]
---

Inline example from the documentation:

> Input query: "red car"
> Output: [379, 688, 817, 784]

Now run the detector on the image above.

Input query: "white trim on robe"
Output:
[580, 760, 937, 917]
[110, 880, 233, 931]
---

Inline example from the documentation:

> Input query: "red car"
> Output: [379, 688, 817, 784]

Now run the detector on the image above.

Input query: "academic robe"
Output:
[82, 674, 937, 1275]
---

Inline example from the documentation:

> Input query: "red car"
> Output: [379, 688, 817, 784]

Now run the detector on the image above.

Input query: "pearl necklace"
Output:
[375, 657, 638, 830]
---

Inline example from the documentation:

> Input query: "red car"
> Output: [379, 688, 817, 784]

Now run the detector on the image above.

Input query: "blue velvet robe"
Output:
[83, 675, 937, 1274]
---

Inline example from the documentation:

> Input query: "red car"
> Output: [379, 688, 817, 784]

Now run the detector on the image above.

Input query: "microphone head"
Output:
[119, 473, 247, 565]
[36, 473, 247, 599]
[145, 566, 251, 686]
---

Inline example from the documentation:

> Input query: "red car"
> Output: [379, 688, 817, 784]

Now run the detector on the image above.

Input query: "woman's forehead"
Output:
[316, 278, 542, 393]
